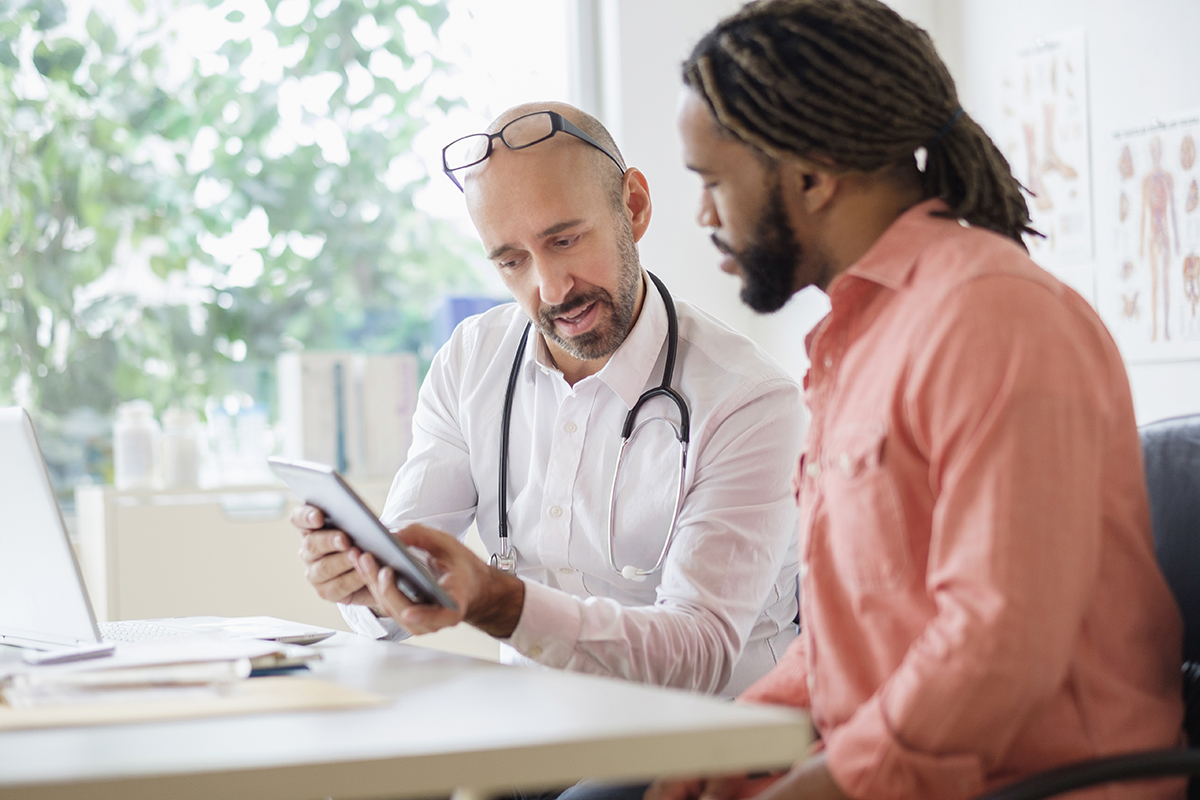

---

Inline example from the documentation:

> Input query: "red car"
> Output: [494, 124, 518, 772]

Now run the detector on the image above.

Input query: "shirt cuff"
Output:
[824, 694, 985, 800]
[339, 603, 412, 642]
[503, 579, 582, 667]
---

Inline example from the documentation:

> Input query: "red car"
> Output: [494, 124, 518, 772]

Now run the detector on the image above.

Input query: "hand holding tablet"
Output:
[269, 457, 458, 612]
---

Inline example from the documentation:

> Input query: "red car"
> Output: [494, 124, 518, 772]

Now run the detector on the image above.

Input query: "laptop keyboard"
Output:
[98, 621, 192, 643]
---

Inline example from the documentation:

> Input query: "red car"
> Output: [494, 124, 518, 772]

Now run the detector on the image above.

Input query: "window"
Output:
[0, 0, 569, 503]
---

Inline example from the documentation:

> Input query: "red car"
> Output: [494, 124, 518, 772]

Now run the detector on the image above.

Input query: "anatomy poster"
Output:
[997, 29, 1093, 299]
[1097, 111, 1200, 362]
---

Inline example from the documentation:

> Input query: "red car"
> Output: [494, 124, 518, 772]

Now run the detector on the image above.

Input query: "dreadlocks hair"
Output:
[682, 0, 1039, 249]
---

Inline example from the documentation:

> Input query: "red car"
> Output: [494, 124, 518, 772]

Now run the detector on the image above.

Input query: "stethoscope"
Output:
[490, 272, 691, 582]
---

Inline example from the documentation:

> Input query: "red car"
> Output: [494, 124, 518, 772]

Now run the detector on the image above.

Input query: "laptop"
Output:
[0, 406, 335, 653]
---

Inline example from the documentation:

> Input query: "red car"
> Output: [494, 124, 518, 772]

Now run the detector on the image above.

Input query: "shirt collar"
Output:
[525, 270, 666, 411]
[838, 197, 951, 292]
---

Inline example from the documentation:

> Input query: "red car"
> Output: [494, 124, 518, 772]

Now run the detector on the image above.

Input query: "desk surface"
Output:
[0, 633, 811, 800]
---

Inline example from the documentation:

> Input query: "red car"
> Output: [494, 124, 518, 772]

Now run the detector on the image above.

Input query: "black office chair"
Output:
[975, 414, 1200, 800]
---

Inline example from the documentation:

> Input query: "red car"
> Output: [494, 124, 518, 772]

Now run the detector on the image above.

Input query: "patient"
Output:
[625, 2, 1186, 799]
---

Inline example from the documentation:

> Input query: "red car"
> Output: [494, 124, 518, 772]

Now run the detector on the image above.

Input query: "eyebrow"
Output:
[485, 219, 586, 261]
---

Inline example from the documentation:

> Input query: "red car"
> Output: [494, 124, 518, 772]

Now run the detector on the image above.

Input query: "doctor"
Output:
[294, 102, 802, 697]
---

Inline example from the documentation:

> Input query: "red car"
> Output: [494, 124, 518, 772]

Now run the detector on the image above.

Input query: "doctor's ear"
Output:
[623, 168, 653, 243]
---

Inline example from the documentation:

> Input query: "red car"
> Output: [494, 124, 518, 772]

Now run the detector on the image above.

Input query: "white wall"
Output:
[943, 0, 1200, 424]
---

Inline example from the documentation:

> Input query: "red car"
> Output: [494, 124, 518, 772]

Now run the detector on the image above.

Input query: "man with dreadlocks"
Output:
[641, 1, 1184, 799]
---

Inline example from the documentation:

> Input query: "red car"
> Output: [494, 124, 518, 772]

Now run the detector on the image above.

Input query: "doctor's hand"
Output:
[292, 505, 376, 609]
[352, 523, 526, 639]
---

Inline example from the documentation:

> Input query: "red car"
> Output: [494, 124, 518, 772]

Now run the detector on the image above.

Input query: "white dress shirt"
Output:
[343, 273, 801, 697]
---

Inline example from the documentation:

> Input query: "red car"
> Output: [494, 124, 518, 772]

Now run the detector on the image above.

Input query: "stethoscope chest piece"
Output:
[489, 548, 517, 576]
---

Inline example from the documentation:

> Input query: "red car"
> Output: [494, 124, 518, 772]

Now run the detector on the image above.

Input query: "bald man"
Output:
[293, 102, 803, 697]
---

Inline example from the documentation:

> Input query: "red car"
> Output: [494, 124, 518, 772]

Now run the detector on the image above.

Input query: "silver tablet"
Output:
[268, 457, 458, 612]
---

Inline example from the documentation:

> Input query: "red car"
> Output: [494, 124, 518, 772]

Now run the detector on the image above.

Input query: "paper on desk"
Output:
[179, 616, 337, 644]
[2, 636, 282, 676]
[3, 662, 250, 708]
[0, 636, 285, 709]
[0, 676, 387, 731]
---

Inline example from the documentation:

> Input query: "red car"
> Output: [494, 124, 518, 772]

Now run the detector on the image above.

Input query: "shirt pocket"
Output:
[819, 426, 910, 594]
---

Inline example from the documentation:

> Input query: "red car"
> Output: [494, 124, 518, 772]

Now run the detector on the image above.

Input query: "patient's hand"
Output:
[352, 523, 526, 639]
[292, 505, 376, 608]
[646, 774, 748, 800]
[646, 755, 846, 800]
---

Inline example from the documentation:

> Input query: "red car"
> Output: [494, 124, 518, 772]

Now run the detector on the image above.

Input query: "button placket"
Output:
[540, 387, 591, 572]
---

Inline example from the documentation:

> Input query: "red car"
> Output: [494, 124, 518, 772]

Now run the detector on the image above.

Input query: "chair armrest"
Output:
[974, 749, 1200, 800]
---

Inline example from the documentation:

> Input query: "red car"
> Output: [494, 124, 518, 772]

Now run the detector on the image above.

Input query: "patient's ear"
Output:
[781, 162, 838, 214]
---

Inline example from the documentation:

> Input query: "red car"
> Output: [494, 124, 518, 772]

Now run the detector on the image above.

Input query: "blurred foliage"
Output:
[0, 0, 485, 489]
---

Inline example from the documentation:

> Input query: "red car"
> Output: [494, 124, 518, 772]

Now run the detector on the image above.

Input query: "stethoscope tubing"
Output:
[606, 417, 688, 580]
[493, 271, 690, 578]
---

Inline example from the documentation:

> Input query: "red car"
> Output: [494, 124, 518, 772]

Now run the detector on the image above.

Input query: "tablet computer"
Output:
[267, 457, 458, 611]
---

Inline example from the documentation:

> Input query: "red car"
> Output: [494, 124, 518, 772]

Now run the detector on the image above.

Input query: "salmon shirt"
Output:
[741, 200, 1184, 800]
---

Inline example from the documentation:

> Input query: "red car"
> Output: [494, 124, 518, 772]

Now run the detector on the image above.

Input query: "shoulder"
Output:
[909, 220, 1105, 341]
[423, 302, 532, 399]
[672, 297, 801, 407]
[912, 218, 1055, 291]
[904, 223, 1123, 403]
[439, 302, 527, 365]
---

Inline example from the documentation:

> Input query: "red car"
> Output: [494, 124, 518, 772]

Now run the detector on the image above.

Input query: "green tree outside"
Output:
[0, 0, 487, 494]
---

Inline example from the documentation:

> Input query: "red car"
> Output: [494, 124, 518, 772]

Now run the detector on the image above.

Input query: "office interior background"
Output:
[2, 0, 1198, 587]
[599, 0, 1200, 428]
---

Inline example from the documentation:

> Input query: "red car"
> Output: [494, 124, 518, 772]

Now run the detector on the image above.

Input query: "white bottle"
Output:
[113, 400, 160, 490]
[160, 407, 201, 489]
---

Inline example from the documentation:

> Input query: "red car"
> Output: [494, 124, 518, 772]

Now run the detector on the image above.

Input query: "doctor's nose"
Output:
[535, 263, 574, 307]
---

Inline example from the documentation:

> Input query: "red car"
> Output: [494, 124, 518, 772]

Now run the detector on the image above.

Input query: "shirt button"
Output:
[549, 506, 563, 518]
[839, 453, 852, 474]
[559, 566, 575, 575]
[799, 562, 809, 579]
[823, 356, 833, 368]
[564, 421, 577, 434]
[805, 462, 821, 479]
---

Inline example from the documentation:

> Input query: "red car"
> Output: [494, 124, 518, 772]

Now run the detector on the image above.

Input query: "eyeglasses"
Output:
[441, 111, 626, 191]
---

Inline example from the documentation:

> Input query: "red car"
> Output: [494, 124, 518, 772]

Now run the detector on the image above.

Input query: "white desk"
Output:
[0, 634, 811, 800]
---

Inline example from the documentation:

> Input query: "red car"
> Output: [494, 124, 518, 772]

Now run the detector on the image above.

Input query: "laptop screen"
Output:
[0, 407, 101, 648]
